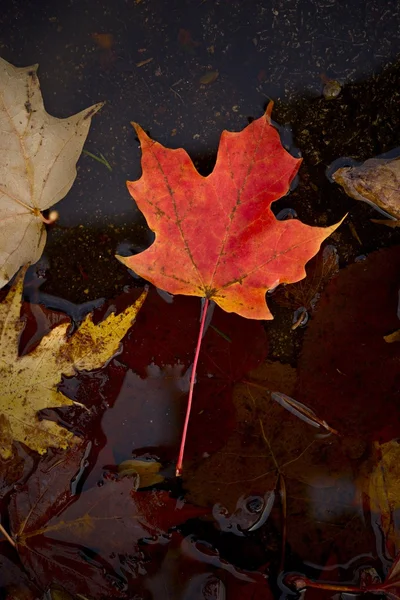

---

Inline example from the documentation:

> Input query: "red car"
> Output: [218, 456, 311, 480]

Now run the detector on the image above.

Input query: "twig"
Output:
[278, 473, 287, 572]
[0, 522, 16, 548]
[169, 86, 184, 103]
[176, 298, 210, 476]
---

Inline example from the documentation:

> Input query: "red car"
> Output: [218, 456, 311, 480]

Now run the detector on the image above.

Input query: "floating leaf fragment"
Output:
[199, 70, 219, 84]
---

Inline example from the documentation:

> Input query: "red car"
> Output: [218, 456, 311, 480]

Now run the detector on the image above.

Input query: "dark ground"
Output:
[1, 0, 400, 310]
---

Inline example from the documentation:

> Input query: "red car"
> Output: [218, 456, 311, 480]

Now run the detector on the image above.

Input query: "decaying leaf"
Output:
[0, 56, 103, 287]
[332, 156, 400, 221]
[0, 267, 147, 458]
[118, 104, 343, 320]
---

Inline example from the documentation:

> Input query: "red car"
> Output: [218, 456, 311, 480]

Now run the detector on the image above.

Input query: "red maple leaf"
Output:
[117, 103, 342, 320]
[117, 105, 343, 474]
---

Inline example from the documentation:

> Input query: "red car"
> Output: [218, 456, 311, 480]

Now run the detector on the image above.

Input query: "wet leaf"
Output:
[0, 57, 103, 287]
[0, 267, 147, 457]
[117, 104, 342, 320]
[117, 458, 164, 489]
[8, 446, 207, 598]
[0, 545, 41, 599]
[333, 156, 400, 219]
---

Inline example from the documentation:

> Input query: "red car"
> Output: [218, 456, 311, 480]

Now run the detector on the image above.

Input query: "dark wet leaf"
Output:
[183, 360, 300, 514]
[8, 446, 207, 598]
[0, 544, 41, 599]
[297, 246, 400, 443]
[185, 358, 376, 567]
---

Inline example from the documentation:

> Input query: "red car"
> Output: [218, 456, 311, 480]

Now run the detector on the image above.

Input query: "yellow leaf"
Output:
[0, 57, 104, 288]
[118, 459, 164, 489]
[360, 440, 400, 555]
[0, 267, 147, 458]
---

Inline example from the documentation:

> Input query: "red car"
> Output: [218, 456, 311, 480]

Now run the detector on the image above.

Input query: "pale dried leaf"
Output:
[0, 267, 147, 457]
[333, 156, 400, 219]
[0, 57, 103, 287]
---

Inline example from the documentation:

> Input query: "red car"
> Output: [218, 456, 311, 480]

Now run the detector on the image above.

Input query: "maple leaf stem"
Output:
[176, 297, 210, 477]
[0, 522, 16, 548]
[39, 210, 59, 225]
